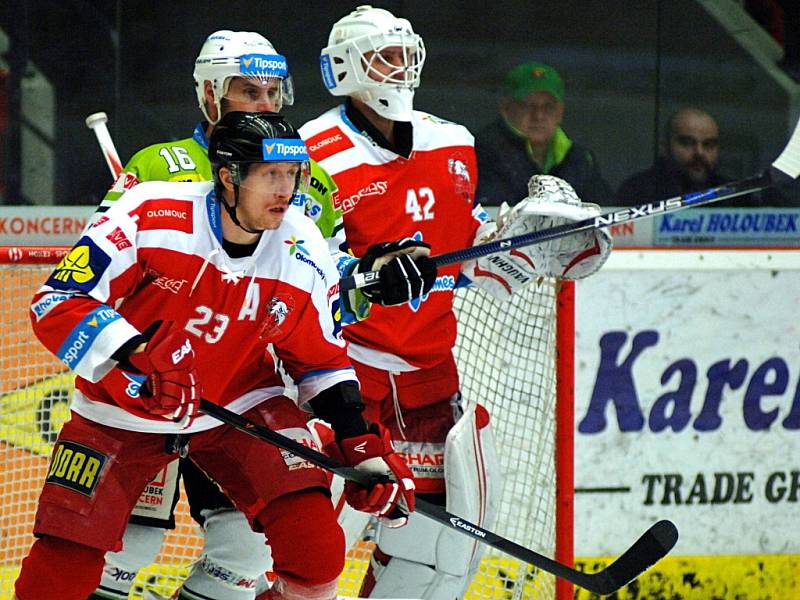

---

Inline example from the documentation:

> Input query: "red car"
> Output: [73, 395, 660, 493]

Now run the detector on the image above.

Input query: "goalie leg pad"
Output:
[179, 508, 271, 599]
[94, 523, 165, 598]
[366, 400, 501, 599]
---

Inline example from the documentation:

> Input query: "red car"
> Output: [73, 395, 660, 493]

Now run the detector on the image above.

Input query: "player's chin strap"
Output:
[220, 184, 265, 236]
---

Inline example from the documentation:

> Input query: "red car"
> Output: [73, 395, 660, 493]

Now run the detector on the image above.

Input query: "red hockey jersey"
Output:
[300, 106, 489, 370]
[30, 180, 355, 433]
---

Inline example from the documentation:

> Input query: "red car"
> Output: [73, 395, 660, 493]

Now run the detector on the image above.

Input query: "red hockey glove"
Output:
[126, 321, 200, 428]
[325, 423, 416, 527]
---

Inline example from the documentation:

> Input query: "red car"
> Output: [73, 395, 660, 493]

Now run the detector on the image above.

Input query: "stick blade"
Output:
[771, 118, 800, 180]
[588, 520, 679, 595]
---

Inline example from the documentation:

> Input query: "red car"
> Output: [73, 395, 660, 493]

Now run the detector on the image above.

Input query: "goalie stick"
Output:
[342, 116, 800, 293]
[85, 111, 123, 179]
[199, 399, 678, 596]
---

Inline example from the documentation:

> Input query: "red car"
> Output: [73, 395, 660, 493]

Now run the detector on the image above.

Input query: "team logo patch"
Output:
[259, 293, 295, 339]
[47, 238, 111, 293]
[448, 153, 474, 202]
[303, 126, 354, 162]
[134, 199, 193, 234]
[46, 440, 108, 496]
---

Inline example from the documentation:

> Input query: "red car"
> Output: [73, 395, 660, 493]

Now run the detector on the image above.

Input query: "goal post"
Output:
[0, 246, 574, 600]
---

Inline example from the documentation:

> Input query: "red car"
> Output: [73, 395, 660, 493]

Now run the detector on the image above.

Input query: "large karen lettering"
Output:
[578, 330, 800, 433]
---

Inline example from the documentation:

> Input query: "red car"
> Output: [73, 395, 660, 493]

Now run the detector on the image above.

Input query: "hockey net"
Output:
[0, 246, 573, 600]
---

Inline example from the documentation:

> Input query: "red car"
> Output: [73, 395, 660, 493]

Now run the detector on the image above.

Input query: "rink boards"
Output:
[1, 248, 799, 598]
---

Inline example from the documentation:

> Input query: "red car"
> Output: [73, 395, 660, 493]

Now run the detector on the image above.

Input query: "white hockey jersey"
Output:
[30, 180, 355, 434]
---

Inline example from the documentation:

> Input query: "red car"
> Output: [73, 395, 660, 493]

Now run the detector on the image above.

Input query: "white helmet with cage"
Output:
[193, 30, 294, 124]
[320, 5, 426, 121]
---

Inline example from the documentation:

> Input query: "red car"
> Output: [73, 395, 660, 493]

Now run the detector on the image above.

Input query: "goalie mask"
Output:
[320, 5, 426, 121]
[194, 30, 295, 124]
[209, 111, 310, 233]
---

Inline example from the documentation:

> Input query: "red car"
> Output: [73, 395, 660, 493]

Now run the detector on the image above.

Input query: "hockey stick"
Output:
[85, 111, 123, 179]
[341, 117, 800, 293]
[199, 398, 678, 595]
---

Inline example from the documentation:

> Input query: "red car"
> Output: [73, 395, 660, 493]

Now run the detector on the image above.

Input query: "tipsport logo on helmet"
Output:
[262, 139, 309, 161]
[320, 54, 336, 90]
[239, 53, 289, 78]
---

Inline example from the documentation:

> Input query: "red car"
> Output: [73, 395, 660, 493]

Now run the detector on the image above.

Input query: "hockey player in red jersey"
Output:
[87, 30, 436, 600]
[13, 112, 415, 600]
[299, 6, 613, 599]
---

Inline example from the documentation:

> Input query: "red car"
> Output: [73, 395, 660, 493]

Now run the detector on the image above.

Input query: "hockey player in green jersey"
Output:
[96, 35, 343, 278]
[89, 30, 435, 600]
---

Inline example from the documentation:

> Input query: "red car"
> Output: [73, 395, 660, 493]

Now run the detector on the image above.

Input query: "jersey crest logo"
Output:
[448, 153, 473, 203]
[47, 238, 111, 293]
[259, 294, 295, 340]
[304, 126, 354, 162]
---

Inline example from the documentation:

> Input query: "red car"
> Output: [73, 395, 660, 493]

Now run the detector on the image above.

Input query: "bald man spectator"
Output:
[616, 107, 755, 207]
[475, 61, 613, 207]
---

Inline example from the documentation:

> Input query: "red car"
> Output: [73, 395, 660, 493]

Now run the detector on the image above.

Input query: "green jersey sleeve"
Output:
[94, 134, 212, 221]
[304, 160, 370, 323]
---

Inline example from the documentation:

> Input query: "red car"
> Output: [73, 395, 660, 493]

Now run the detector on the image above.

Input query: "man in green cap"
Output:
[475, 61, 612, 206]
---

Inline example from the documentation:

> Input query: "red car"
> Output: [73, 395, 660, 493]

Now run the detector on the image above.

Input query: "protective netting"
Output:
[0, 256, 566, 600]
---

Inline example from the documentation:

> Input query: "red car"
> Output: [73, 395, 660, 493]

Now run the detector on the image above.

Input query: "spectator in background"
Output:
[475, 61, 613, 207]
[616, 107, 742, 206]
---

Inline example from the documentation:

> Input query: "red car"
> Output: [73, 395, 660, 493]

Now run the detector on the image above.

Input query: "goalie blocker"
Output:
[465, 175, 613, 300]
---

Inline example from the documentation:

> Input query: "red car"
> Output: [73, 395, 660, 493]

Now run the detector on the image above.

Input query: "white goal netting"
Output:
[0, 248, 571, 600]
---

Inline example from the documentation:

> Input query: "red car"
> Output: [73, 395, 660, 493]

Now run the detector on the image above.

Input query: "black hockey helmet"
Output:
[208, 111, 310, 233]
[209, 111, 308, 184]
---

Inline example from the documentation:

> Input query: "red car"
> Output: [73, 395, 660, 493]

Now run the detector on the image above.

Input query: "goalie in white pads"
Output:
[300, 5, 612, 599]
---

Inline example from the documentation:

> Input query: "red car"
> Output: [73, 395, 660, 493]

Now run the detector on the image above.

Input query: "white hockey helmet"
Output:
[193, 30, 294, 124]
[320, 5, 426, 121]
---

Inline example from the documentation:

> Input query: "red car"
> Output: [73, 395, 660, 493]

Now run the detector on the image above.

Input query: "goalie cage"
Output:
[0, 246, 574, 600]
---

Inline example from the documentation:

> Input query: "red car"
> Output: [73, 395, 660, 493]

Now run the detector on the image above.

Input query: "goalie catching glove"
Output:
[356, 238, 437, 306]
[117, 320, 201, 428]
[319, 422, 416, 528]
[466, 175, 613, 301]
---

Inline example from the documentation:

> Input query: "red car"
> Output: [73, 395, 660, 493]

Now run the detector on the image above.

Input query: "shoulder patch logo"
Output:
[47, 238, 111, 293]
[304, 126, 354, 162]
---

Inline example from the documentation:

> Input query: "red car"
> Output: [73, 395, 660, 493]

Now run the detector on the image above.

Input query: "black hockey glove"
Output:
[358, 239, 437, 306]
